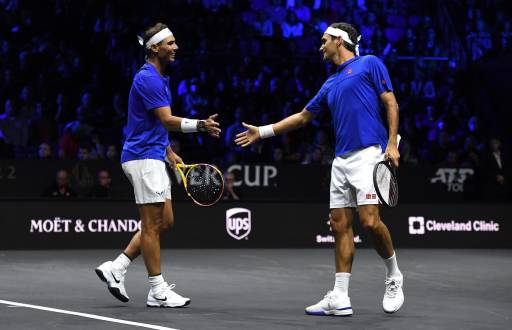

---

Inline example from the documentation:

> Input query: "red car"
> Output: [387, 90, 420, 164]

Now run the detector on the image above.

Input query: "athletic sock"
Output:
[148, 274, 165, 291]
[383, 252, 401, 278]
[112, 253, 131, 272]
[333, 272, 350, 297]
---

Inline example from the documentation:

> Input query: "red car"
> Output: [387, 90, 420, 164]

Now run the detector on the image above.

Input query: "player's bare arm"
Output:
[154, 107, 221, 138]
[234, 109, 314, 147]
[380, 91, 400, 167]
[165, 145, 183, 169]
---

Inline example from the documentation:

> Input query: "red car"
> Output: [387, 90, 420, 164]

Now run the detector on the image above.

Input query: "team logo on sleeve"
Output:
[226, 208, 251, 240]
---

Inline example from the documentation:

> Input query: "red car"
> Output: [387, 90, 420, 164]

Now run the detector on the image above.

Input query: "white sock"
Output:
[148, 274, 165, 290]
[112, 253, 131, 272]
[333, 272, 350, 296]
[383, 252, 401, 278]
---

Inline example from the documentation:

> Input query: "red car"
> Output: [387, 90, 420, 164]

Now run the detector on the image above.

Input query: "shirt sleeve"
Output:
[305, 82, 329, 115]
[367, 55, 393, 95]
[134, 75, 171, 111]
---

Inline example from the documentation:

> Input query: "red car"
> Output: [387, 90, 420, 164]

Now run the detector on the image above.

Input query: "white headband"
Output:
[324, 27, 362, 56]
[137, 28, 173, 49]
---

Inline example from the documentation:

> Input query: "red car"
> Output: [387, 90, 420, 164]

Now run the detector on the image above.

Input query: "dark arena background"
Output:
[0, 1, 511, 329]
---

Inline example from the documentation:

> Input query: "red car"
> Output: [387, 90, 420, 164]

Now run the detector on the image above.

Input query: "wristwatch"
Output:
[197, 120, 206, 132]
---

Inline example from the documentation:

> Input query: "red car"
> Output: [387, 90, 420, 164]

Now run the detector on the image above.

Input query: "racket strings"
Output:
[186, 165, 224, 206]
[375, 163, 398, 206]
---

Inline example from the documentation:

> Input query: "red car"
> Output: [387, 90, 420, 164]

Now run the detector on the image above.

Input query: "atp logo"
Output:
[430, 168, 474, 192]
[226, 208, 251, 240]
[408, 216, 425, 235]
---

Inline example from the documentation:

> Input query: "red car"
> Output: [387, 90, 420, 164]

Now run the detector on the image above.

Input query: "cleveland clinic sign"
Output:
[408, 216, 500, 235]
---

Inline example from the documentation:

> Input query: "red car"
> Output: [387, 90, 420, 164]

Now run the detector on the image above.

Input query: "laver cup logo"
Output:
[226, 208, 251, 240]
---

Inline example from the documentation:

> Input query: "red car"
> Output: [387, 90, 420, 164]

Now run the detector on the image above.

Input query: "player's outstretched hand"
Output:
[234, 122, 260, 147]
[201, 114, 221, 138]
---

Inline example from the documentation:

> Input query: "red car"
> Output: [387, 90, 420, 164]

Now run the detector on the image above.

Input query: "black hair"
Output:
[141, 22, 169, 58]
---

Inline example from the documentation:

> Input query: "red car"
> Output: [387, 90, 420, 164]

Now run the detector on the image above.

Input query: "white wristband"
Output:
[181, 118, 198, 133]
[258, 124, 275, 139]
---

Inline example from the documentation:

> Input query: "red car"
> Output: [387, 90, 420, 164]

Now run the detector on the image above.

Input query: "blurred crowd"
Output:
[0, 0, 510, 198]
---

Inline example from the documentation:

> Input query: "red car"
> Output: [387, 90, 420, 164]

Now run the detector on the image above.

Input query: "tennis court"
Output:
[1, 249, 510, 330]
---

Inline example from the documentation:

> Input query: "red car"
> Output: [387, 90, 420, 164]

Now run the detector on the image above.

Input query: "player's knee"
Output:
[360, 215, 380, 232]
[161, 214, 174, 230]
[142, 223, 160, 236]
[330, 216, 351, 233]
[142, 217, 165, 234]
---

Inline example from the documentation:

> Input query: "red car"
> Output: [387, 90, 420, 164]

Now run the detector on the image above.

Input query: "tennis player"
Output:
[235, 22, 403, 315]
[95, 23, 220, 308]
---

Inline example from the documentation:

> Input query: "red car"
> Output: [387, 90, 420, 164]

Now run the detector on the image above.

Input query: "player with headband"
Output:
[95, 22, 221, 308]
[235, 22, 404, 316]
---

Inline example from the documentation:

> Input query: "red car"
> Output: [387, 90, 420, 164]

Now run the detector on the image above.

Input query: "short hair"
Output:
[143, 22, 169, 57]
[329, 22, 359, 54]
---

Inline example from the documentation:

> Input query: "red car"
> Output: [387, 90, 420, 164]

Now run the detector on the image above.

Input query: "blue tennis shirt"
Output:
[306, 55, 393, 157]
[121, 63, 171, 163]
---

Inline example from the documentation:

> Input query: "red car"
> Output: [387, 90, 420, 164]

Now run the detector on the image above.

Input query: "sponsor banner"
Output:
[0, 201, 510, 249]
[225, 208, 251, 240]
[3, 160, 498, 203]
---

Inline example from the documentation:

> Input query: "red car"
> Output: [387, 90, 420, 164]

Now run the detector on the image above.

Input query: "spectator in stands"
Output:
[224, 108, 245, 149]
[292, 0, 311, 23]
[42, 169, 76, 198]
[483, 138, 509, 200]
[105, 143, 119, 161]
[223, 171, 240, 200]
[71, 146, 94, 197]
[37, 142, 53, 159]
[253, 11, 274, 38]
[90, 169, 112, 198]
[0, 0, 509, 185]
[0, 129, 15, 158]
[467, 19, 492, 60]
[63, 106, 94, 146]
[281, 10, 304, 39]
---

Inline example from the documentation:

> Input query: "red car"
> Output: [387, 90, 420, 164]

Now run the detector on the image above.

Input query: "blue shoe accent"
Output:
[336, 306, 352, 311]
[305, 310, 327, 316]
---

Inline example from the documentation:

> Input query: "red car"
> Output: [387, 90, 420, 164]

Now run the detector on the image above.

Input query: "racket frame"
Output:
[176, 163, 224, 207]
[372, 160, 398, 207]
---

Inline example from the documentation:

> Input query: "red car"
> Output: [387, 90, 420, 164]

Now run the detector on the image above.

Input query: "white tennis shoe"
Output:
[147, 283, 191, 308]
[305, 291, 353, 316]
[382, 273, 404, 313]
[95, 261, 129, 302]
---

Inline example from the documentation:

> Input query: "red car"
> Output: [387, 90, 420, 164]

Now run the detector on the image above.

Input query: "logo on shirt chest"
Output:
[347, 68, 352, 75]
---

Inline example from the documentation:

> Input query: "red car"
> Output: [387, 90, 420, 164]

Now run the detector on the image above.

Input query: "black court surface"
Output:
[1, 249, 511, 330]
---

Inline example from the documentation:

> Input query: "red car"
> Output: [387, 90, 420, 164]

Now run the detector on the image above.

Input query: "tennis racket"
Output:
[373, 160, 398, 207]
[373, 135, 401, 207]
[175, 163, 224, 207]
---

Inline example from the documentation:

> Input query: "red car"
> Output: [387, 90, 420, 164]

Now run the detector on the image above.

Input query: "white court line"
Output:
[0, 299, 179, 330]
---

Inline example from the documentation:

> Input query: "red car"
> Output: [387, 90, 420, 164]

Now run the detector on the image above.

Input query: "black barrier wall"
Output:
[1, 160, 508, 202]
[0, 201, 510, 249]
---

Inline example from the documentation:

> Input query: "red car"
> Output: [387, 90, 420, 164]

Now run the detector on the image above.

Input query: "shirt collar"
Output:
[143, 62, 168, 80]
[336, 56, 361, 72]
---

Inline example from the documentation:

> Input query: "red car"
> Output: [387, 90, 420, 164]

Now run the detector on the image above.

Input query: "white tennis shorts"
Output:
[330, 144, 384, 209]
[122, 159, 171, 204]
